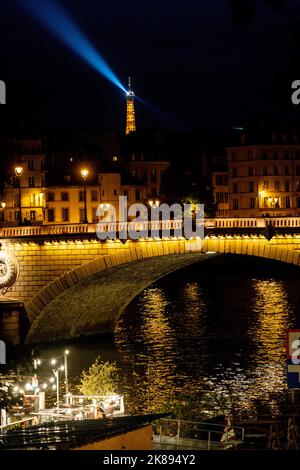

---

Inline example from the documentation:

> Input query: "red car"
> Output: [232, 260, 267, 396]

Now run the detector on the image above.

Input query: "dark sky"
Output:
[1, 0, 300, 131]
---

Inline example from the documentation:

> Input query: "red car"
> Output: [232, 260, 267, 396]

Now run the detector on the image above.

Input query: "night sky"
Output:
[1, 0, 300, 131]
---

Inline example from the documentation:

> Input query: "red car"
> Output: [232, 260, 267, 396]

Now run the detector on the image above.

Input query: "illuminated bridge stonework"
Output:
[1, 222, 300, 343]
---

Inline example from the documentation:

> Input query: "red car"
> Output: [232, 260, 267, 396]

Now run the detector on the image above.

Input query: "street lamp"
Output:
[14, 165, 23, 226]
[80, 168, 89, 224]
[64, 350, 69, 394]
[50, 350, 70, 395]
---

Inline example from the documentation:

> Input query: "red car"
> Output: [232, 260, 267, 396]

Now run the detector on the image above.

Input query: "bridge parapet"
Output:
[2, 217, 300, 241]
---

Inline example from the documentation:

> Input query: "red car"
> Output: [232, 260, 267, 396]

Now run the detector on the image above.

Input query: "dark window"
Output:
[142, 169, 147, 183]
[135, 189, 141, 201]
[286, 197, 291, 208]
[232, 183, 238, 194]
[250, 198, 255, 209]
[262, 151, 268, 160]
[275, 181, 280, 191]
[296, 165, 300, 176]
[151, 169, 157, 182]
[216, 192, 225, 203]
[47, 191, 55, 202]
[233, 199, 239, 210]
[91, 190, 98, 202]
[48, 209, 55, 222]
[273, 151, 278, 160]
[297, 197, 300, 208]
[61, 192, 69, 201]
[79, 208, 85, 223]
[114, 189, 117, 196]
[216, 174, 227, 185]
[248, 167, 253, 176]
[28, 160, 34, 170]
[62, 208, 69, 222]
[263, 166, 268, 176]
[285, 181, 290, 192]
[79, 191, 84, 202]
[284, 166, 290, 176]
[151, 186, 157, 196]
[274, 166, 279, 176]
[249, 182, 254, 193]
[284, 150, 289, 160]
[232, 152, 237, 161]
[232, 168, 238, 178]
[248, 151, 253, 160]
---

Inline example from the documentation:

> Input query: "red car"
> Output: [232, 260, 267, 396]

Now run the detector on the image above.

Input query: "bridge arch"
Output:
[26, 235, 300, 344]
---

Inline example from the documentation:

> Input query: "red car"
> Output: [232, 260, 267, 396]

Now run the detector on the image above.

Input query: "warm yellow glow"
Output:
[81, 168, 89, 180]
[1, 202, 6, 209]
[126, 97, 136, 135]
[149, 200, 160, 208]
[14, 166, 23, 177]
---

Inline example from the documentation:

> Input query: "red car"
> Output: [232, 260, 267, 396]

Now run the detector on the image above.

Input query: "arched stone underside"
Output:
[26, 236, 300, 344]
[26, 252, 216, 344]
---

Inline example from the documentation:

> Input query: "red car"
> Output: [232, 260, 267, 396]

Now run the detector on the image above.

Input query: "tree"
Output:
[0, 384, 23, 410]
[78, 357, 119, 396]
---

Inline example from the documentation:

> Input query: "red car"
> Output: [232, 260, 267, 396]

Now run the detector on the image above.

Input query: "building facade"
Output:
[225, 141, 300, 217]
[128, 160, 170, 200]
[212, 172, 229, 217]
[3, 139, 46, 225]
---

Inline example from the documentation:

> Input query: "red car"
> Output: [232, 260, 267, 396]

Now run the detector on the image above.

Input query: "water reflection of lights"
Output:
[139, 288, 178, 410]
[114, 260, 299, 419]
[211, 279, 293, 418]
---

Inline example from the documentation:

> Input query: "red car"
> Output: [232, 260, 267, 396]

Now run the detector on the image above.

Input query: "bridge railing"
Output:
[0, 220, 184, 239]
[206, 217, 300, 229]
[1, 217, 300, 238]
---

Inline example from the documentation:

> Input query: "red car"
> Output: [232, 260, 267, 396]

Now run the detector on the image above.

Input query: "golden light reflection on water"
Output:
[207, 279, 294, 418]
[115, 267, 298, 419]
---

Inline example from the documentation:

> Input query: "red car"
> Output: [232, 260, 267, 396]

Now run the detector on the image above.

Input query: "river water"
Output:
[18, 255, 300, 420]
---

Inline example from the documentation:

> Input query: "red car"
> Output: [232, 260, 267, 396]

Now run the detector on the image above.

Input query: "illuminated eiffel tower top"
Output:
[125, 77, 136, 135]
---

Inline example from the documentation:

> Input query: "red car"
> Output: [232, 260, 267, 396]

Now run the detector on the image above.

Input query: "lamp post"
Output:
[64, 350, 69, 395]
[14, 166, 23, 226]
[80, 169, 89, 224]
[51, 350, 70, 396]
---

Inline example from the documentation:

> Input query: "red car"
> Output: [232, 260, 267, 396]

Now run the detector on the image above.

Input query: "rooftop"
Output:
[0, 413, 166, 450]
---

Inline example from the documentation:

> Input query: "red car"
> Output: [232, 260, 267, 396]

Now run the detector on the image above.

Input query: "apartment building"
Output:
[225, 137, 300, 217]
[3, 139, 46, 224]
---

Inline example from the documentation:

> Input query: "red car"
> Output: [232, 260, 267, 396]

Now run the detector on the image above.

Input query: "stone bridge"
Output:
[0, 221, 300, 344]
